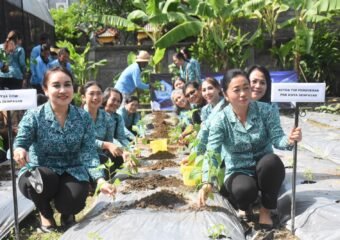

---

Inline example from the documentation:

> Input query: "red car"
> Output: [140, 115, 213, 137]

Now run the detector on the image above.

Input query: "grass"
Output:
[5, 196, 95, 240]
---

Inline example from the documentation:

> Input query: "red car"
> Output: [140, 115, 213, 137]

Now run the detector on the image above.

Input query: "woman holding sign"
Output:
[13, 67, 115, 232]
[197, 69, 302, 229]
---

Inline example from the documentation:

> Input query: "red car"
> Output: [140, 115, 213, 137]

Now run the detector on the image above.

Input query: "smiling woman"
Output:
[13, 67, 116, 233]
[247, 65, 272, 103]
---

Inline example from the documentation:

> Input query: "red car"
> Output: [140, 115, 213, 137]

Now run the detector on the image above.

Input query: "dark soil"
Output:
[150, 111, 169, 139]
[127, 190, 188, 210]
[144, 151, 176, 160]
[0, 164, 12, 181]
[123, 174, 182, 192]
[144, 160, 179, 170]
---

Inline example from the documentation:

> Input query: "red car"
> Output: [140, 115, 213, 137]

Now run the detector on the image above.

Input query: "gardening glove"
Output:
[198, 183, 212, 207]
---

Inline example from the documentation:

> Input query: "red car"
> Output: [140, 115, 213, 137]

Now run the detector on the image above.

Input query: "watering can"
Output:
[150, 138, 167, 153]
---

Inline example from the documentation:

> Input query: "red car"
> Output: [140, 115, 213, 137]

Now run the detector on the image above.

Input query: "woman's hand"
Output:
[98, 179, 117, 196]
[123, 151, 136, 166]
[103, 142, 123, 157]
[197, 183, 212, 207]
[13, 147, 29, 167]
[288, 127, 302, 145]
[180, 156, 189, 165]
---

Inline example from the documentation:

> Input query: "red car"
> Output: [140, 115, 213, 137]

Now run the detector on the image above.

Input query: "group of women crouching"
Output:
[171, 66, 302, 230]
[12, 65, 301, 233]
[13, 67, 142, 232]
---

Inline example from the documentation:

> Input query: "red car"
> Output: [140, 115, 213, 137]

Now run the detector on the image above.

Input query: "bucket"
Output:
[150, 138, 167, 153]
[180, 165, 201, 186]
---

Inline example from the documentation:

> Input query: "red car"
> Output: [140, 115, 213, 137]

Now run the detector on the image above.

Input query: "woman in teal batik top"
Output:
[13, 67, 115, 232]
[102, 87, 130, 148]
[198, 69, 302, 230]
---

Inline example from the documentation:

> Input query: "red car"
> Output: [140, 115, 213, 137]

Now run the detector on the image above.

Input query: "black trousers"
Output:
[222, 153, 285, 210]
[18, 167, 89, 219]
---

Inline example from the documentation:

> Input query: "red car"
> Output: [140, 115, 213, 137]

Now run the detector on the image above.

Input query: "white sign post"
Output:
[0, 89, 37, 240]
[271, 83, 325, 235]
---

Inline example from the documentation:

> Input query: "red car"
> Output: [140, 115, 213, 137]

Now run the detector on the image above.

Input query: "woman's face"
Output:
[173, 92, 189, 109]
[173, 56, 184, 67]
[43, 71, 74, 108]
[6, 40, 16, 53]
[249, 69, 267, 101]
[126, 100, 139, 113]
[185, 85, 201, 104]
[105, 91, 122, 113]
[225, 75, 251, 109]
[202, 81, 220, 105]
[83, 85, 103, 110]
[174, 79, 185, 90]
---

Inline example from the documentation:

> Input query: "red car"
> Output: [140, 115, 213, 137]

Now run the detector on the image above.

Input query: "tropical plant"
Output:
[299, 25, 340, 95]
[57, 41, 108, 86]
[50, 4, 84, 44]
[189, 0, 261, 71]
[99, 0, 201, 71]
[278, 0, 340, 74]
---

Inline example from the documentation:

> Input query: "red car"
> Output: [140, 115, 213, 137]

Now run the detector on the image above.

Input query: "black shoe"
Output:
[259, 223, 273, 231]
[61, 214, 76, 230]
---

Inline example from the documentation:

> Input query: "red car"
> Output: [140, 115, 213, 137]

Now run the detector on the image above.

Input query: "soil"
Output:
[127, 189, 188, 210]
[149, 111, 169, 139]
[144, 160, 179, 170]
[122, 174, 182, 192]
[144, 151, 176, 160]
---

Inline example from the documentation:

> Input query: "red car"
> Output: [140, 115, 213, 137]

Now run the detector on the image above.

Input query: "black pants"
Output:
[222, 153, 285, 210]
[18, 167, 89, 219]
[0, 77, 23, 89]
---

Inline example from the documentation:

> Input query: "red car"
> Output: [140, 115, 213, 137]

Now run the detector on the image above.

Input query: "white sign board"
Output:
[0, 89, 37, 111]
[271, 83, 325, 103]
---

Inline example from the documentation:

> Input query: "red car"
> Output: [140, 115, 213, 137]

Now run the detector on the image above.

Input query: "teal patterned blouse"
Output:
[117, 107, 141, 139]
[202, 101, 292, 183]
[84, 106, 114, 155]
[194, 99, 226, 155]
[108, 112, 130, 148]
[14, 102, 103, 182]
[179, 61, 201, 83]
[200, 97, 224, 122]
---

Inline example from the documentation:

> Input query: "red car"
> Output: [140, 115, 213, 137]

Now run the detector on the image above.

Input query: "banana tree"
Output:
[99, 0, 201, 72]
[242, 0, 289, 49]
[164, 0, 261, 71]
[278, 0, 340, 74]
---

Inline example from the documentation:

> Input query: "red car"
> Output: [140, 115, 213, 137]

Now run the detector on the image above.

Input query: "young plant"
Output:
[87, 231, 104, 240]
[0, 49, 10, 72]
[207, 224, 229, 240]
[303, 168, 314, 182]
[132, 118, 147, 139]
[94, 158, 121, 197]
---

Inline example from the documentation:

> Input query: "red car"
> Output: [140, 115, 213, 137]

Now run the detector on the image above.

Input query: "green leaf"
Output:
[195, 2, 215, 18]
[153, 48, 166, 65]
[208, 0, 225, 14]
[100, 15, 137, 31]
[155, 21, 203, 49]
[128, 10, 148, 22]
[113, 178, 121, 186]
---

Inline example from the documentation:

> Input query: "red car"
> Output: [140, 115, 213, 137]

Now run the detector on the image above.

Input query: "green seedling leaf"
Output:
[113, 178, 121, 187]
